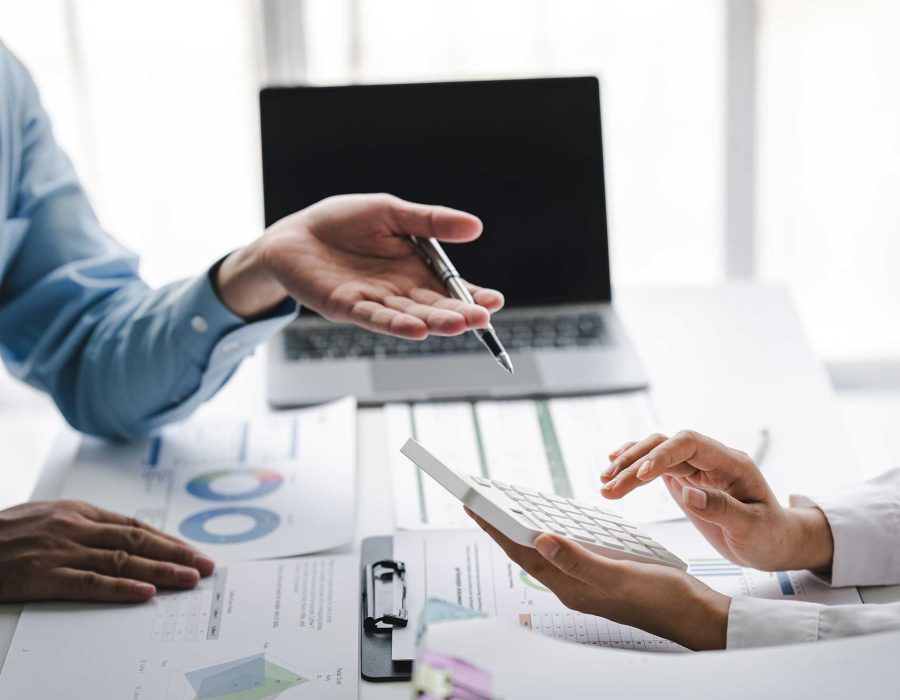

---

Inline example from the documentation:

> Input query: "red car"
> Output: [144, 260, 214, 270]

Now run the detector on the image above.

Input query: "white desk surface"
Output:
[0, 284, 894, 697]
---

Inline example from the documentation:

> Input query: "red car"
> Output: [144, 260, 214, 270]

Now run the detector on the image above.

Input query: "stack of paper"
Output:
[0, 398, 361, 699]
[385, 392, 685, 528]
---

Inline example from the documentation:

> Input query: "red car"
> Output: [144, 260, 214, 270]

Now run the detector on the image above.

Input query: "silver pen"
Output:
[408, 236, 514, 374]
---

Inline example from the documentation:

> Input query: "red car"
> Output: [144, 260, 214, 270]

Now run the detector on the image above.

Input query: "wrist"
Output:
[675, 583, 730, 651]
[214, 239, 288, 320]
[785, 506, 835, 573]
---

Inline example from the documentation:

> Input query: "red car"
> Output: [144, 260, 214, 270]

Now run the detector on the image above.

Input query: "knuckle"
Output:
[649, 432, 667, 443]
[76, 571, 102, 593]
[674, 429, 699, 443]
[154, 561, 175, 580]
[125, 528, 147, 549]
[109, 549, 131, 576]
[46, 512, 77, 531]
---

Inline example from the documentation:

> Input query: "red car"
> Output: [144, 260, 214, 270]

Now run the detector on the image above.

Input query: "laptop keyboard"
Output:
[282, 312, 607, 361]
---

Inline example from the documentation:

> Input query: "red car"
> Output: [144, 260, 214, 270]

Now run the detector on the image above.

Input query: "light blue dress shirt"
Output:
[0, 44, 297, 439]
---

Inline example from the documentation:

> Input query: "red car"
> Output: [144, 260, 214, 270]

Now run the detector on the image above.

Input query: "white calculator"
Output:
[400, 438, 688, 571]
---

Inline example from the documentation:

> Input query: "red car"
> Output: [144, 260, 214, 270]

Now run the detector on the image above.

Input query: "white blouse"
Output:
[727, 469, 900, 648]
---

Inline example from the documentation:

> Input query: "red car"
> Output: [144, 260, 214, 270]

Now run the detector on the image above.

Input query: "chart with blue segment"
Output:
[186, 469, 284, 501]
[59, 397, 357, 561]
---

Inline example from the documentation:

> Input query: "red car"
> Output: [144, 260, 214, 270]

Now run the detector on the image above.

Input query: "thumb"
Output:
[534, 534, 618, 586]
[681, 486, 756, 535]
[391, 199, 483, 243]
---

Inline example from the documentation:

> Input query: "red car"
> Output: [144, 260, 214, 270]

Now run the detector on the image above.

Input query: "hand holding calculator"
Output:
[400, 438, 687, 571]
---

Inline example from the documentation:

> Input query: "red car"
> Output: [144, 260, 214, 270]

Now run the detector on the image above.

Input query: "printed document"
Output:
[391, 526, 862, 660]
[385, 393, 684, 527]
[58, 397, 356, 561]
[0, 554, 358, 699]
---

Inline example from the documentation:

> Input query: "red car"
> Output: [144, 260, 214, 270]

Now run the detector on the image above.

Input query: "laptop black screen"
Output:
[260, 77, 612, 308]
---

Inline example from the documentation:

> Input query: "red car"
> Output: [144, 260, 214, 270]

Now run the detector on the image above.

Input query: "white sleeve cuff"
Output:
[726, 596, 823, 649]
[794, 469, 900, 587]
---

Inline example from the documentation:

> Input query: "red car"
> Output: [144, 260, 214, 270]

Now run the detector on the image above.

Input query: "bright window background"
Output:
[0, 0, 264, 287]
[306, 0, 726, 289]
[757, 0, 900, 360]
[2, 0, 898, 362]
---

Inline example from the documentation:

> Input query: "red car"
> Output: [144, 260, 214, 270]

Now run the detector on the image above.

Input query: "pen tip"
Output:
[498, 352, 514, 374]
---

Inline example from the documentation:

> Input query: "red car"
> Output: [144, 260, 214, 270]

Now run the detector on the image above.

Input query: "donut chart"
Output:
[186, 469, 283, 502]
[179, 507, 281, 544]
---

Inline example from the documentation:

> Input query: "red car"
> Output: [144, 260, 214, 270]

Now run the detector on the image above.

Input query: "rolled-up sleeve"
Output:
[0, 44, 296, 440]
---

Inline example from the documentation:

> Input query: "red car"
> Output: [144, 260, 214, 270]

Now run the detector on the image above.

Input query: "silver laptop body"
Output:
[260, 77, 647, 407]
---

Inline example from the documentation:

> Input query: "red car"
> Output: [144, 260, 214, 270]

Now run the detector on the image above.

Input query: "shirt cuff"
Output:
[171, 263, 298, 372]
[792, 469, 900, 587]
[726, 596, 823, 648]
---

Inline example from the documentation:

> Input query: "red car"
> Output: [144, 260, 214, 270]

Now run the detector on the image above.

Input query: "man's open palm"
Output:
[261, 194, 504, 338]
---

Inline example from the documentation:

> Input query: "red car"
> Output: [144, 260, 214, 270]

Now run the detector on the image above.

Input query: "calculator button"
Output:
[597, 538, 626, 550]
[590, 505, 623, 518]
[628, 544, 654, 557]
[492, 480, 511, 490]
[584, 524, 608, 537]
[590, 512, 624, 525]
[566, 528, 595, 542]
[506, 491, 527, 502]
[545, 494, 568, 505]
[547, 524, 568, 535]
[514, 485, 542, 497]
[571, 514, 594, 526]
[472, 476, 491, 487]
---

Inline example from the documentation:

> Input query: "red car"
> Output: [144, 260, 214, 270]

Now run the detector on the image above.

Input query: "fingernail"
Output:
[135, 582, 156, 597]
[684, 486, 708, 510]
[177, 567, 200, 584]
[601, 465, 616, 479]
[194, 554, 215, 573]
[636, 460, 652, 479]
[535, 535, 561, 560]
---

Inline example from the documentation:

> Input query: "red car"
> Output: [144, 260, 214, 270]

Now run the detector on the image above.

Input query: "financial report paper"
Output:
[391, 527, 862, 660]
[57, 397, 356, 561]
[0, 555, 359, 699]
[385, 393, 684, 527]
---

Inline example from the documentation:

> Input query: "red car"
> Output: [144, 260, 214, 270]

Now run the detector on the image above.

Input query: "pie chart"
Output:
[179, 506, 281, 544]
[185, 469, 283, 501]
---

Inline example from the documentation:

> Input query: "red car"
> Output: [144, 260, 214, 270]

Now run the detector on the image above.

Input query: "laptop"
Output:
[260, 76, 647, 406]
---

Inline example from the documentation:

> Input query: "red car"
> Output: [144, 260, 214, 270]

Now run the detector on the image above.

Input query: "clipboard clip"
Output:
[364, 559, 408, 633]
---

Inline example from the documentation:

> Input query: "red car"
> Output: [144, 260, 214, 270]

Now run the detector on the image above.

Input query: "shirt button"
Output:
[191, 315, 209, 333]
[221, 340, 240, 353]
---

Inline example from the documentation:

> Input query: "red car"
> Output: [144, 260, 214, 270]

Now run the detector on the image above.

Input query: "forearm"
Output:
[778, 505, 835, 573]
[791, 469, 900, 587]
[6, 260, 295, 440]
[214, 239, 288, 320]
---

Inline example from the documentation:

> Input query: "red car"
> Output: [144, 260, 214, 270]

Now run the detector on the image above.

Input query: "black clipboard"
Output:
[360, 536, 413, 682]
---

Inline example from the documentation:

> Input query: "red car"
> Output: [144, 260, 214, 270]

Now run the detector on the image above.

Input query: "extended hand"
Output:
[600, 430, 834, 572]
[0, 501, 215, 603]
[467, 509, 730, 650]
[216, 194, 504, 338]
